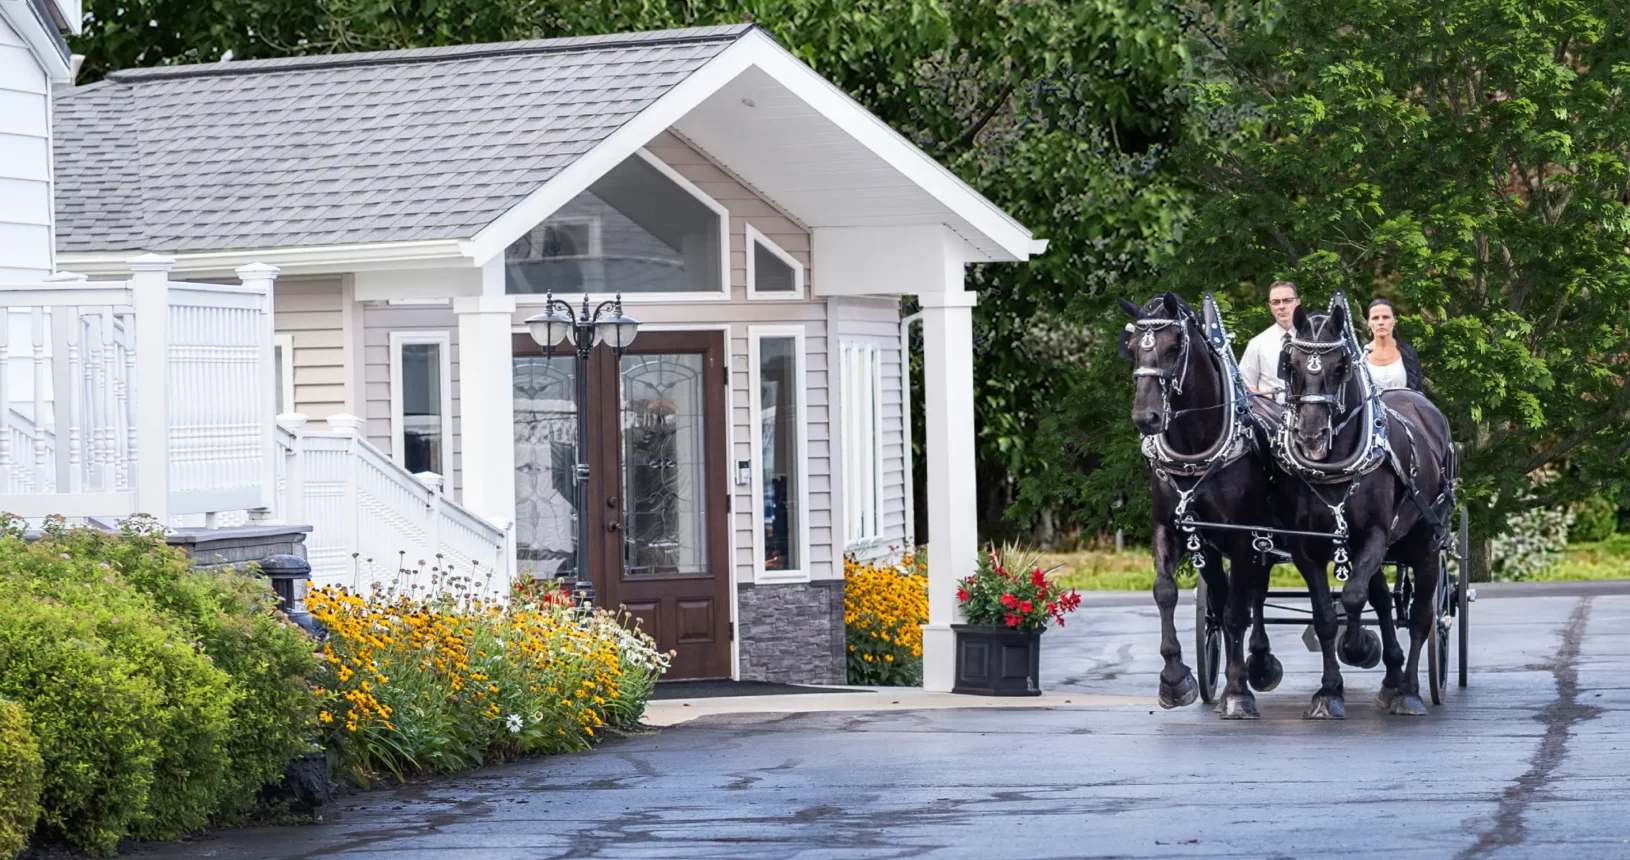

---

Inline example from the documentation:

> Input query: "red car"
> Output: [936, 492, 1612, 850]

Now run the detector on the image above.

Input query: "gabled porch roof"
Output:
[54, 25, 1041, 274]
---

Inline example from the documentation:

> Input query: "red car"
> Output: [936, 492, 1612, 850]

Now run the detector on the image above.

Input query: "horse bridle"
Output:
[1129, 315, 1194, 432]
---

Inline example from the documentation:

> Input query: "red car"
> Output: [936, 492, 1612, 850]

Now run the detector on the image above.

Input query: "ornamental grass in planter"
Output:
[952, 544, 1082, 696]
[309, 568, 672, 785]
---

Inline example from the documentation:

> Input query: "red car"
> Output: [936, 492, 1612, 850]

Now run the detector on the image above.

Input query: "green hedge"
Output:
[0, 519, 318, 855]
[0, 699, 42, 860]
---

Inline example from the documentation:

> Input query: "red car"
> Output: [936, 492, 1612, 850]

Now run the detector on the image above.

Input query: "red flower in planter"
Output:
[957, 544, 1085, 632]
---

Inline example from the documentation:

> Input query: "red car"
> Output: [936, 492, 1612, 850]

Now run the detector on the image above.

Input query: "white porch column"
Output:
[129, 253, 175, 522]
[453, 295, 517, 531]
[918, 288, 979, 692]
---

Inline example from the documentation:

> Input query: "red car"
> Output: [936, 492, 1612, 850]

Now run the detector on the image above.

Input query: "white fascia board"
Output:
[463, 41, 761, 266]
[0, 1, 71, 82]
[57, 239, 472, 279]
[466, 29, 1041, 266]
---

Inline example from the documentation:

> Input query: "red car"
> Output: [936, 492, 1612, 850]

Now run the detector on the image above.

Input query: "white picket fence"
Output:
[0, 256, 277, 522]
[272, 412, 510, 591]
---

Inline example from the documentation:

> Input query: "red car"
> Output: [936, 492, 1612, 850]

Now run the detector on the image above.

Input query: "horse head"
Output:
[1118, 291, 1201, 437]
[1283, 293, 1358, 461]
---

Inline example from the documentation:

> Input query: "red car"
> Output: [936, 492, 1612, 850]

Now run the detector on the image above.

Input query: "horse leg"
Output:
[1295, 543, 1346, 719]
[1153, 522, 1198, 708]
[1218, 548, 1259, 719]
[1390, 533, 1438, 716]
[1336, 535, 1387, 671]
[1369, 564, 1407, 709]
[1245, 555, 1282, 693]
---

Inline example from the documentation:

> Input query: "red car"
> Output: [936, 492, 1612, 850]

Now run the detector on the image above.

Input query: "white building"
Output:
[50, 25, 1046, 689]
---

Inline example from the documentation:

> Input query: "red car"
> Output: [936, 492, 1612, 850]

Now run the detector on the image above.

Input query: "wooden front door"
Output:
[512, 330, 731, 680]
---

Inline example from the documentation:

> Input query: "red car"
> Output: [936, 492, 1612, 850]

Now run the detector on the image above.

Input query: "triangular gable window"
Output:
[505, 152, 726, 296]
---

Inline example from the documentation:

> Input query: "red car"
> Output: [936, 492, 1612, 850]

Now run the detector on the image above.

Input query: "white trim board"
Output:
[747, 325, 813, 585]
[387, 330, 455, 479]
[745, 223, 805, 301]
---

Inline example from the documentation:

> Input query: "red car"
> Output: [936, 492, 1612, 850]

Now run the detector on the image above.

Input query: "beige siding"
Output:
[0, 14, 54, 279]
[832, 297, 909, 560]
[359, 302, 463, 497]
[274, 276, 348, 420]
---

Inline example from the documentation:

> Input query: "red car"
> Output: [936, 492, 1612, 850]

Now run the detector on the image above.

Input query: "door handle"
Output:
[606, 521, 622, 533]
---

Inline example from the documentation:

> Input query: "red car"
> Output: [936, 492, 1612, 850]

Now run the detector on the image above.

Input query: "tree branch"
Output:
[951, 82, 1015, 153]
[1517, 378, 1630, 475]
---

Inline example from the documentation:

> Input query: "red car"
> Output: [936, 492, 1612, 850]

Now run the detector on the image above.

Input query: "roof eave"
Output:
[466, 28, 1041, 267]
[56, 239, 473, 278]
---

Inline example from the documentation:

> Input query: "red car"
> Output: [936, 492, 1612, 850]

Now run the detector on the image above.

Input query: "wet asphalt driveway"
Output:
[134, 584, 1630, 859]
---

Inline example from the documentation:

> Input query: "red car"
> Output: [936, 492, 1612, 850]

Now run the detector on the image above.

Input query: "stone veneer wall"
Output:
[736, 580, 846, 685]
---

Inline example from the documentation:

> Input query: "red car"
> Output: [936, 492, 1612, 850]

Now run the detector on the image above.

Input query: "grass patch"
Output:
[1045, 534, 1630, 590]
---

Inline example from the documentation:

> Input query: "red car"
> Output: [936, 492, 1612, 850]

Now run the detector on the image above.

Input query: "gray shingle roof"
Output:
[53, 26, 755, 254]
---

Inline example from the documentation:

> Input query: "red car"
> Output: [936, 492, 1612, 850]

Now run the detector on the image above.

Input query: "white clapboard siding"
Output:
[0, 14, 54, 280]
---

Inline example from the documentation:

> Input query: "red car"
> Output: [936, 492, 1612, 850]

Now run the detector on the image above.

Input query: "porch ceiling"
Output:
[672, 66, 1022, 263]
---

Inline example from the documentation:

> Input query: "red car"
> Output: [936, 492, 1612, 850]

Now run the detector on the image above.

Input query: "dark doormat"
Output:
[652, 680, 872, 700]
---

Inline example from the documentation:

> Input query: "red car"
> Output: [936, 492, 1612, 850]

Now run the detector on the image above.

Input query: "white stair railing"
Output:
[274, 412, 511, 593]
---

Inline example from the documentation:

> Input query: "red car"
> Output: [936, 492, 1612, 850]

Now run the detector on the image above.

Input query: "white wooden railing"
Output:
[0, 256, 277, 522]
[272, 412, 511, 592]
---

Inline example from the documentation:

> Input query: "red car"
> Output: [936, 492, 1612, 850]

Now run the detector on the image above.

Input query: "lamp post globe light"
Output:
[523, 292, 639, 609]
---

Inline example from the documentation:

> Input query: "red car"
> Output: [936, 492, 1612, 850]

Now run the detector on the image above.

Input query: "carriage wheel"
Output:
[1428, 550, 1451, 706]
[1194, 577, 1222, 705]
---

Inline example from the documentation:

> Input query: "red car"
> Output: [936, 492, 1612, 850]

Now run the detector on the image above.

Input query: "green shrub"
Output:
[1569, 494, 1621, 544]
[0, 700, 43, 860]
[0, 519, 321, 854]
[52, 522, 319, 822]
[0, 593, 165, 855]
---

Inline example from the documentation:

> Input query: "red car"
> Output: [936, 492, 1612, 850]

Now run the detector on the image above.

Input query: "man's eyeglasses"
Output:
[1269, 298, 1299, 307]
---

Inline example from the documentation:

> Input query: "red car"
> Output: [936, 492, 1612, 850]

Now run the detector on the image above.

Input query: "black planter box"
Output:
[952, 624, 1042, 696]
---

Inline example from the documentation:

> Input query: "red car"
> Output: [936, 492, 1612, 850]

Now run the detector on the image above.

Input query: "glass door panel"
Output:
[512, 355, 579, 580]
[618, 352, 709, 577]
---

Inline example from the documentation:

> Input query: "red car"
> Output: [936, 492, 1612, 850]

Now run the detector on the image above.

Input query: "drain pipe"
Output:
[899, 311, 924, 551]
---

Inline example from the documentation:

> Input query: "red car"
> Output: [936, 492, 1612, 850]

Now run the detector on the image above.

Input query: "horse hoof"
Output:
[1246, 653, 1283, 693]
[1376, 685, 1398, 709]
[1389, 693, 1428, 716]
[1220, 692, 1260, 720]
[1304, 693, 1347, 720]
[1337, 629, 1382, 669]
[1159, 672, 1199, 709]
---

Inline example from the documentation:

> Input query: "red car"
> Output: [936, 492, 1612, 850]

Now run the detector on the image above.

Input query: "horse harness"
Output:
[1274, 314, 1454, 579]
[1130, 297, 1266, 571]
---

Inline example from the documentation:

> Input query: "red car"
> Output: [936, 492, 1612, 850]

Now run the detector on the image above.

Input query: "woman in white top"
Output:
[1363, 299, 1421, 391]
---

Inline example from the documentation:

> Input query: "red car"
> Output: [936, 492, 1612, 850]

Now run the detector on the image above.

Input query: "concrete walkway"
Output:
[130, 584, 1630, 859]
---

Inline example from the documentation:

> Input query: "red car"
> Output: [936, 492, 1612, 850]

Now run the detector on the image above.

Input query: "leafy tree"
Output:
[1030, 0, 1630, 578]
[71, 0, 1209, 538]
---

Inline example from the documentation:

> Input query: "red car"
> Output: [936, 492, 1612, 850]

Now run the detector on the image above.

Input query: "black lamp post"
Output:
[524, 292, 640, 609]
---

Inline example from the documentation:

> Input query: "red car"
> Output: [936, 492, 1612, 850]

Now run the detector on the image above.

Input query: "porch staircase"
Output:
[271, 413, 510, 591]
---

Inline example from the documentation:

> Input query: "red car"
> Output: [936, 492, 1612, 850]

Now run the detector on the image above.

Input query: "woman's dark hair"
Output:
[1367, 298, 1396, 314]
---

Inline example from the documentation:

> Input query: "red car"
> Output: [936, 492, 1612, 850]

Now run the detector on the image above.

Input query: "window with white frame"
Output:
[390, 332, 453, 477]
[272, 333, 294, 415]
[746, 225, 803, 299]
[504, 150, 727, 297]
[842, 341, 884, 546]
[752, 329, 809, 580]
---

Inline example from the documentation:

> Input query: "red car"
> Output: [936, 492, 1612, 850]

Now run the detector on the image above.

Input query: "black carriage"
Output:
[1189, 506, 1472, 707]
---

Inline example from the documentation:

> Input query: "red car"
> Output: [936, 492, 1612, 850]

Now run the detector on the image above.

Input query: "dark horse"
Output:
[1275, 294, 1457, 718]
[1119, 292, 1283, 719]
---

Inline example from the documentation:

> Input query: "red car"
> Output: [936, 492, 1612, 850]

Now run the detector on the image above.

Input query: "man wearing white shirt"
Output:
[1238, 280, 1300, 396]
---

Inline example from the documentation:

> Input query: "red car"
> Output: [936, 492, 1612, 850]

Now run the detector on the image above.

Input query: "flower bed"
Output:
[844, 552, 927, 686]
[310, 573, 670, 783]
